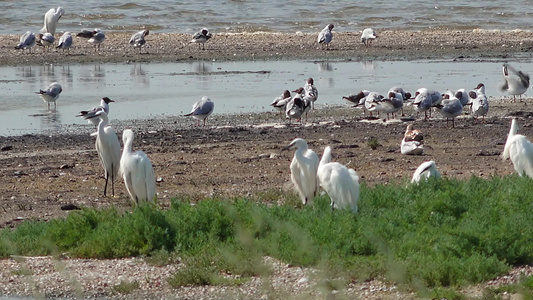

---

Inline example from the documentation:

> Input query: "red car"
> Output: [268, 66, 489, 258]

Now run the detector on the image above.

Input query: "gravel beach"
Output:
[2, 29, 533, 299]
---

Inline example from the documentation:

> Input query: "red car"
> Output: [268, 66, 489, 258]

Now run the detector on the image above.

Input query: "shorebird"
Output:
[469, 83, 489, 122]
[500, 63, 529, 102]
[41, 6, 64, 35]
[434, 91, 463, 127]
[77, 29, 105, 51]
[271, 90, 292, 118]
[317, 24, 334, 50]
[303, 78, 319, 109]
[412, 88, 442, 120]
[284, 138, 319, 205]
[191, 28, 212, 50]
[401, 124, 424, 155]
[129, 30, 149, 53]
[15, 31, 36, 53]
[35, 82, 62, 110]
[56, 32, 73, 54]
[77, 97, 115, 127]
[37, 33, 55, 51]
[411, 161, 440, 183]
[361, 28, 377, 46]
[184, 96, 215, 127]
[501, 118, 533, 178]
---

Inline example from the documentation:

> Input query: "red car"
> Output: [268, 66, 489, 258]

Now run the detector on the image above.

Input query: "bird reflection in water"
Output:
[318, 62, 332, 72]
[361, 61, 376, 70]
[131, 64, 149, 87]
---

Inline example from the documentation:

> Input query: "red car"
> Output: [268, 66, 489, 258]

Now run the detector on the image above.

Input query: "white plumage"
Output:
[15, 31, 36, 53]
[287, 138, 319, 205]
[184, 96, 215, 127]
[317, 146, 359, 213]
[35, 82, 62, 110]
[469, 83, 489, 122]
[41, 6, 64, 35]
[500, 63, 529, 102]
[77, 97, 115, 126]
[401, 124, 424, 155]
[317, 24, 334, 50]
[56, 32, 73, 54]
[303, 78, 319, 109]
[120, 129, 157, 204]
[361, 28, 377, 46]
[501, 118, 533, 178]
[129, 30, 149, 53]
[191, 28, 212, 50]
[411, 160, 441, 183]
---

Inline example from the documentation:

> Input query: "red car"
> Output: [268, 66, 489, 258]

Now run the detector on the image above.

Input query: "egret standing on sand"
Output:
[285, 138, 319, 205]
[191, 28, 212, 50]
[35, 82, 62, 111]
[184, 96, 214, 127]
[317, 146, 360, 213]
[41, 6, 64, 35]
[120, 129, 156, 204]
[85, 111, 121, 197]
[501, 118, 533, 178]
[411, 161, 440, 183]
[129, 30, 149, 53]
[318, 24, 334, 50]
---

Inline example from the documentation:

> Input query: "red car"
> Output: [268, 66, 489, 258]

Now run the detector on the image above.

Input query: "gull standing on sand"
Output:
[361, 28, 377, 46]
[191, 28, 212, 50]
[184, 96, 215, 127]
[434, 91, 463, 127]
[271, 90, 292, 118]
[56, 32, 73, 54]
[77, 97, 115, 126]
[318, 24, 334, 50]
[129, 30, 149, 53]
[15, 31, 36, 53]
[469, 83, 489, 122]
[412, 88, 442, 120]
[411, 161, 440, 183]
[37, 33, 55, 51]
[286, 91, 311, 123]
[35, 82, 62, 110]
[88, 29, 106, 52]
[120, 129, 157, 204]
[500, 63, 530, 102]
[41, 7, 64, 35]
[303, 78, 319, 109]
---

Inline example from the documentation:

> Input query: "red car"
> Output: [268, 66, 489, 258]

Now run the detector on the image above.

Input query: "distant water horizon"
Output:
[2, 0, 532, 36]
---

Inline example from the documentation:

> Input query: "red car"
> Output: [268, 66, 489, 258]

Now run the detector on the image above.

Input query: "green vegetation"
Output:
[113, 280, 140, 294]
[1, 175, 533, 297]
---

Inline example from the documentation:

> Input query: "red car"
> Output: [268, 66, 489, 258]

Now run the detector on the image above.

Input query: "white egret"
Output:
[77, 97, 115, 126]
[85, 111, 121, 197]
[191, 28, 212, 50]
[56, 32, 73, 54]
[286, 138, 319, 205]
[501, 118, 533, 178]
[411, 161, 440, 183]
[184, 96, 215, 127]
[500, 63, 529, 102]
[361, 28, 377, 46]
[35, 82, 62, 110]
[318, 24, 334, 50]
[129, 30, 149, 53]
[15, 31, 36, 53]
[317, 146, 360, 213]
[41, 7, 64, 35]
[120, 129, 156, 204]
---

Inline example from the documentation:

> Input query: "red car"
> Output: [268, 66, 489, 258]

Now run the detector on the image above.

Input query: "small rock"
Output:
[61, 204, 81, 211]
[1, 145, 13, 151]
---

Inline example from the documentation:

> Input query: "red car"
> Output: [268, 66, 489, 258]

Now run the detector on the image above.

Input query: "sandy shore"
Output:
[2, 29, 533, 299]
[3, 29, 533, 66]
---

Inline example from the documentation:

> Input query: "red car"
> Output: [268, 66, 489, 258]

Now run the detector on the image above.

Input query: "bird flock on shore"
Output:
[22, 6, 533, 209]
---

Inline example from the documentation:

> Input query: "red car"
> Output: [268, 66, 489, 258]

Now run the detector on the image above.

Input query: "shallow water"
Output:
[2, 0, 532, 35]
[0, 59, 528, 136]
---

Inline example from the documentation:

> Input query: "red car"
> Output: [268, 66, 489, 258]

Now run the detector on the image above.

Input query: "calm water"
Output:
[1, 0, 532, 35]
[0, 59, 526, 136]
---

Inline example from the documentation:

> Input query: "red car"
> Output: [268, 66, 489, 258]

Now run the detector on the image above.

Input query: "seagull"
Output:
[500, 63, 529, 102]
[411, 161, 441, 183]
[184, 96, 215, 127]
[379, 91, 404, 120]
[469, 83, 489, 122]
[290, 88, 312, 122]
[37, 33, 55, 51]
[303, 78, 319, 109]
[343, 90, 372, 116]
[191, 28, 212, 50]
[271, 90, 292, 118]
[56, 32, 73, 54]
[35, 82, 62, 110]
[434, 91, 463, 127]
[317, 24, 334, 50]
[88, 29, 105, 52]
[15, 31, 36, 53]
[361, 28, 377, 46]
[363, 92, 386, 118]
[77, 97, 115, 126]
[453, 88, 470, 107]
[129, 30, 149, 53]
[388, 86, 411, 116]
[412, 88, 442, 120]
[401, 124, 424, 155]
[285, 93, 307, 123]
[41, 7, 64, 35]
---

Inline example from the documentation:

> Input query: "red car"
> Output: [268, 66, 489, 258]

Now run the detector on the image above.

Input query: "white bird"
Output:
[411, 160, 441, 183]
[434, 91, 463, 127]
[286, 138, 319, 205]
[317, 24, 334, 50]
[37, 33, 55, 51]
[285, 93, 309, 123]
[500, 63, 530, 102]
[120, 129, 157, 204]
[501, 118, 533, 178]
[77, 97, 115, 126]
[469, 83, 489, 122]
[85, 111, 121, 197]
[453, 88, 470, 107]
[363, 92, 386, 117]
[378, 91, 404, 120]
[88, 29, 105, 52]
[303, 78, 319, 109]
[191, 28, 212, 50]
[401, 124, 424, 155]
[388, 86, 411, 116]
[342, 90, 372, 116]
[56, 32, 73, 54]
[15, 31, 36, 53]
[412, 88, 442, 120]
[361, 28, 377, 46]
[292, 87, 313, 121]
[271, 90, 292, 118]
[35, 82, 62, 110]
[317, 146, 359, 213]
[129, 30, 149, 53]
[184, 96, 215, 127]
[41, 6, 64, 35]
